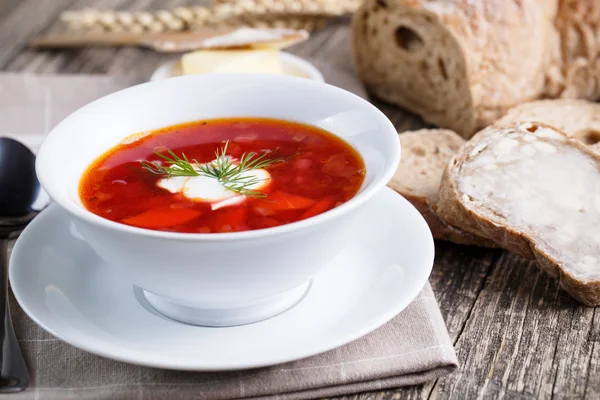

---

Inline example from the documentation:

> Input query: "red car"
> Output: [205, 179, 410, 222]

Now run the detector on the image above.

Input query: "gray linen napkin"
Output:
[0, 67, 457, 399]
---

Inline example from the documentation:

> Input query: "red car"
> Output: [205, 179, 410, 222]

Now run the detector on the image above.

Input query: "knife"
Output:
[28, 28, 309, 53]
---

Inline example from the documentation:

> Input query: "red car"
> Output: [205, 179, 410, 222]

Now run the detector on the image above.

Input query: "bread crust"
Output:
[437, 122, 600, 305]
[388, 128, 496, 246]
[545, 0, 600, 100]
[496, 99, 600, 147]
[401, 190, 496, 247]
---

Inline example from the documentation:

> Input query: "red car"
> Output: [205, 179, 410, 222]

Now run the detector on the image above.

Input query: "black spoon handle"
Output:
[0, 240, 29, 392]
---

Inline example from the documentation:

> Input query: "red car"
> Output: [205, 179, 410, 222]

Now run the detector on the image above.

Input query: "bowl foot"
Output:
[142, 281, 311, 327]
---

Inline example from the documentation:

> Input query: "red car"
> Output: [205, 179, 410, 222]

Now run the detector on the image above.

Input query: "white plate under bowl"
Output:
[149, 52, 325, 82]
[10, 187, 433, 371]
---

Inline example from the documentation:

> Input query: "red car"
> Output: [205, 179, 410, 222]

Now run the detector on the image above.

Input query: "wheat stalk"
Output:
[60, 0, 360, 33]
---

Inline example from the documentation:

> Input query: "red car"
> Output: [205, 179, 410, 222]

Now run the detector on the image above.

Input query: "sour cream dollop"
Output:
[157, 161, 270, 210]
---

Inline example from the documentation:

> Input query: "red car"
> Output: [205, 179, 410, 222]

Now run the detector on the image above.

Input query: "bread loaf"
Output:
[352, 0, 600, 138]
[545, 0, 600, 100]
[352, 0, 557, 137]
[388, 129, 495, 246]
[437, 122, 600, 305]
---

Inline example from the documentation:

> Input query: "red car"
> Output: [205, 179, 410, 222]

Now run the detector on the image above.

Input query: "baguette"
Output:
[437, 122, 600, 305]
[388, 129, 495, 246]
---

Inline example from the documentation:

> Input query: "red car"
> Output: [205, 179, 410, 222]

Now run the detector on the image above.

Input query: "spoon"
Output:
[0, 137, 49, 392]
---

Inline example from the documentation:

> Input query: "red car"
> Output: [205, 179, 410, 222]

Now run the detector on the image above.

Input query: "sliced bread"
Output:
[496, 99, 600, 148]
[388, 129, 495, 247]
[437, 122, 600, 305]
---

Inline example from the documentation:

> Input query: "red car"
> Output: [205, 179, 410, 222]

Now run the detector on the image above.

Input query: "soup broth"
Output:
[79, 118, 365, 233]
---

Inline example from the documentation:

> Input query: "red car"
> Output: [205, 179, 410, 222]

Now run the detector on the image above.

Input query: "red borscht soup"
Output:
[79, 118, 365, 233]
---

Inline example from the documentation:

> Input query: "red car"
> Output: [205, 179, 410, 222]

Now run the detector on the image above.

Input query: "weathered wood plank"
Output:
[547, 304, 595, 398]
[4, 0, 129, 73]
[3, 0, 203, 75]
[43, 0, 136, 75]
[290, 21, 341, 59]
[584, 310, 600, 399]
[0, 0, 22, 21]
[0, 0, 77, 68]
[427, 244, 501, 344]
[425, 253, 597, 399]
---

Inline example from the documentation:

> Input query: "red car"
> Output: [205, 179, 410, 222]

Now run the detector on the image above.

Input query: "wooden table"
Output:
[1, 1, 598, 399]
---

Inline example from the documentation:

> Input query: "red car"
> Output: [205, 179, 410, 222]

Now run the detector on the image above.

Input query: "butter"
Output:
[181, 49, 285, 76]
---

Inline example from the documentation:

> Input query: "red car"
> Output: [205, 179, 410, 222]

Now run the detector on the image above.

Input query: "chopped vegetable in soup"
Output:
[79, 117, 365, 233]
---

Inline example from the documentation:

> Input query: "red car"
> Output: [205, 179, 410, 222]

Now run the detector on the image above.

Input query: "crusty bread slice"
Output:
[388, 129, 495, 247]
[437, 122, 600, 305]
[496, 99, 600, 148]
[351, 0, 557, 138]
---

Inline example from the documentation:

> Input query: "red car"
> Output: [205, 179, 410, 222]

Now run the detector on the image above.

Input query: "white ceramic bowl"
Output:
[36, 74, 400, 326]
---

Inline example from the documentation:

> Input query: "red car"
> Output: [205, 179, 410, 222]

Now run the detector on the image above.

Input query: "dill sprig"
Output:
[140, 149, 199, 178]
[140, 141, 284, 198]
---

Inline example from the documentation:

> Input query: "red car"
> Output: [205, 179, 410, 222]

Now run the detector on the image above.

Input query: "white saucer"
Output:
[149, 52, 325, 82]
[10, 187, 433, 370]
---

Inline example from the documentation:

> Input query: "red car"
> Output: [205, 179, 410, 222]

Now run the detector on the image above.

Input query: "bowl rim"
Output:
[149, 52, 326, 83]
[36, 73, 400, 242]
